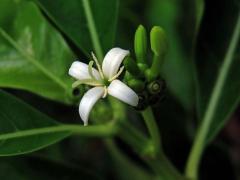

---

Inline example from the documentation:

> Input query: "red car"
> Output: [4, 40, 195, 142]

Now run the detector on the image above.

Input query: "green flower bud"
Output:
[137, 63, 148, 72]
[147, 26, 168, 81]
[123, 56, 143, 78]
[90, 101, 113, 124]
[123, 71, 132, 82]
[150, 26, 168, 56]
[127, 79, 145, 92]
[134, 25, 147, 63]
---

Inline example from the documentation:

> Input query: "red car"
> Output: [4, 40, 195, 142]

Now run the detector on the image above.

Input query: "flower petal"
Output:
[79, 87, 105, 125]
[108, 80, 139, 106]
[69, 61, 100, 80]
[102, 48, 129, 79]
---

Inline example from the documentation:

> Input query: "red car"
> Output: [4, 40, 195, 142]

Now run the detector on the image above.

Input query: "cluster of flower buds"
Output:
[123, 25, 168, 110]
[68, 25, 168, 125]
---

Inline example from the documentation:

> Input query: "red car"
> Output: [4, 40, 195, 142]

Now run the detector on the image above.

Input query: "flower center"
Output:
[102, 78, 110, 86]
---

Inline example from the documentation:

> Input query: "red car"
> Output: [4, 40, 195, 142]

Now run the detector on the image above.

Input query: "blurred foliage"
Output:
[0, 0, 239, 179]
[195, 0, 240, 143]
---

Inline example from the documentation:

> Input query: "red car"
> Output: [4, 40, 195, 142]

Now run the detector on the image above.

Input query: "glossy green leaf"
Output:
[0, 90, 70, 156]
[0, 0, 74, 104]
[0, 89, 118, 156]
[35, 0, 119, 59]
[194, 1, 240, 142]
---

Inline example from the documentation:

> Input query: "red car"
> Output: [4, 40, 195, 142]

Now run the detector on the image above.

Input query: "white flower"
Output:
[69, 47, 139, 126]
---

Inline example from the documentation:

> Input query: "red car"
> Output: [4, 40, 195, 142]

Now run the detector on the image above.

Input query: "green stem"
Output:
[185, 13, 240, 180]
[118, 119, 185, 180]
[82, 0, 104, 60]
[105, 139, 156, 179]
[121, 120, 148, 143]
[118, 120, 152, 155]
[140, 107, 186, 179]
[146, 152, 187, 180]
[0, 123, 117, 140]
[141, 106, 161, 154]
[149, 54, 165, 81]
[80, 2, 180, 177]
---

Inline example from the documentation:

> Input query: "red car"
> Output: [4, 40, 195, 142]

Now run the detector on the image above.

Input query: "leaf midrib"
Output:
[82, 0, 103, 60]
[185, 12, 240, 179]
[0, 28, 70, 95]
[35, 0, 104, 60]
[0, 123, 116, 141]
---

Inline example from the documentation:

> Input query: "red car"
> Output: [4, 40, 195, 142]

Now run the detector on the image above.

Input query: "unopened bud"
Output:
[150, 26, 167, 56]
[147, 26, 168, 81]
[123, 56, 143, 78]
[127, 79, 145, 92]
[134, 25, 147, 63]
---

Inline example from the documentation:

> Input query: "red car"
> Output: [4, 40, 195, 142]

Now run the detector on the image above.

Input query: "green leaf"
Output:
[185, 1, 240, 178]
[194, 0, 204, 32]
[35, 0, 119, 59]
[0, 156, 101, 180]
[194, 1, 240, 142]
[0, 90, 70, 156]
[0, 0, 74, 104]
[0, 89, 118, 156]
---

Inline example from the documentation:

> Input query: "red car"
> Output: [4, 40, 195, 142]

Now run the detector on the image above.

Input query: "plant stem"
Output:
[105, 139, 156, 179]
[118, 120, 152, 155]
[141, 106, 161, 154]
[81, 2, 182, 178]
[82, 0, 104, 60]
[140, 107, 187, 179]
[185, 13, 240, 180]
[0, 123, 117, 140]
[118, 119, 185, 180]
[146, 152, 187, 180]
[121, 120, 148, 143]
[149, 54, 165, 81]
